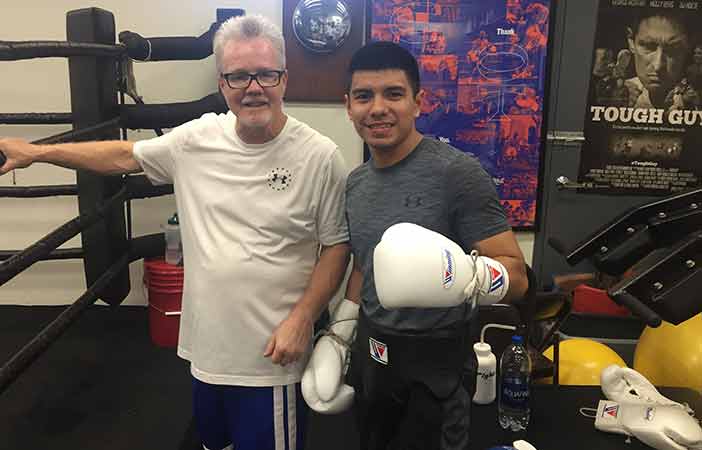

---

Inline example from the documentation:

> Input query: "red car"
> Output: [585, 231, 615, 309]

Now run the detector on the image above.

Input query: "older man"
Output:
[0, 15, 349, 450]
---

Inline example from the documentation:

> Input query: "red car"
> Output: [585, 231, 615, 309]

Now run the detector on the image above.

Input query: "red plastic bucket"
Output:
[144, 258, 183, 347]
[147, 304, 181, 348]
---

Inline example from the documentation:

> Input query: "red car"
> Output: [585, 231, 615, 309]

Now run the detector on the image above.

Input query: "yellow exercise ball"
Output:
[634, 313, 702, 392]
[539, 338, 627, 385]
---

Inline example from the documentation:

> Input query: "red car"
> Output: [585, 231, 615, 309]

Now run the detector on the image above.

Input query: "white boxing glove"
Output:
[373, 223, 509, 309]
[601, 365, 694, 415]
[301, 299, 359, 414]
[595, 400, 702, 450]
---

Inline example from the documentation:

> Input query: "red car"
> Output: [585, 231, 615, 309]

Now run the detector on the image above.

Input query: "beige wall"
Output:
[0, 0, 533, 305]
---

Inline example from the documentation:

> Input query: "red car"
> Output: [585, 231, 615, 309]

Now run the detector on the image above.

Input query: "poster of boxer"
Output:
[369, 0, 552, 229]
[579, 0, 702, 195]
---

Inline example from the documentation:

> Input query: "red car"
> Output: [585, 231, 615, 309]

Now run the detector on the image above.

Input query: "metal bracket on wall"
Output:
[554, 175, 608, 191]
[546, 130, 585, 146]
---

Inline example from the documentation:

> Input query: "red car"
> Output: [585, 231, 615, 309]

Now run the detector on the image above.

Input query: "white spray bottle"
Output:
[473, 323, 517, 405]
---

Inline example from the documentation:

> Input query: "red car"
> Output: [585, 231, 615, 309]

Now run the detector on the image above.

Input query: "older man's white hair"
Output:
[213, 15, 286, 73]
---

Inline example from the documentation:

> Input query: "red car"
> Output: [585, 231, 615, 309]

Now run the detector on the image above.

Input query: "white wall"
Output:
[0, 0, 533, 306]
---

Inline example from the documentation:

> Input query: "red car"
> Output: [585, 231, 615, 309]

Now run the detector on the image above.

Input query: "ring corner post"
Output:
[66, 7, 130, 305]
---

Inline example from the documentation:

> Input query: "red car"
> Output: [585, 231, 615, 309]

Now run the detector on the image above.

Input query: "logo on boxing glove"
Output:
[442, 248, 455, 289]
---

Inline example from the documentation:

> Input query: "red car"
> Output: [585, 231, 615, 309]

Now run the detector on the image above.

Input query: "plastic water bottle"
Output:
[498, 335, 532, 431]
[164, 213, 182, 266]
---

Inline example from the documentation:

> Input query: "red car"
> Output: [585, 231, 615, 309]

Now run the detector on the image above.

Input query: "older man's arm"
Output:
[264, 242, 351, 366]
[0, 138, 141, 176]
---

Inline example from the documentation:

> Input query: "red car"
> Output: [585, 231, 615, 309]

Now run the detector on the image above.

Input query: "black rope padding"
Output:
[126, 174, 173, 200]
[120, 92, 227, 129]
[0, 113, 73, 125]
[0, 184, 78, 198]
[0, 186, 127, 288]
[0, 248, 83, 262]
[119, 20, 226, 61]
[0, 253, 129, 394]
[0, 176, 172, 199]
[32, 117, 121, 145]
[128, 96, 163, 136]
[0, 41, 125, 61]
[0, 234, 164, 264]
[128, 233, 165, 262]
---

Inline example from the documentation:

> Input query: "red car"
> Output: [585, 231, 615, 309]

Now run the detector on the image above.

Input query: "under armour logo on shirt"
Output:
[404, 194, 423, 208]
[267, 168, 292, 191]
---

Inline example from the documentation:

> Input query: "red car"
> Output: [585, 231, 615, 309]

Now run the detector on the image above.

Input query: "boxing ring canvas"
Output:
[369, 0, 553, 229]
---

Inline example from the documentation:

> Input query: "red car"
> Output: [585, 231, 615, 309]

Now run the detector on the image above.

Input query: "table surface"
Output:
[306, 385, 702, 450]
[471, 385, 701, 450]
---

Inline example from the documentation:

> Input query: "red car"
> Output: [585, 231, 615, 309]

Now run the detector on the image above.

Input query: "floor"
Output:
[0, 305, 359, 450]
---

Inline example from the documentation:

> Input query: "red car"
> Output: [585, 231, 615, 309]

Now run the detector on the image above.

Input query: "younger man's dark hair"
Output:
[346, 41, 421, 95]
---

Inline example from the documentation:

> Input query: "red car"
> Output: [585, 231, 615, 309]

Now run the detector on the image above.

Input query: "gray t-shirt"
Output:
[346, 138, 510, 332]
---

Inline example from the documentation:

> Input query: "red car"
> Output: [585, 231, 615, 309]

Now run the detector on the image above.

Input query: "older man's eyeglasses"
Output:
[221, 70, 285, 89]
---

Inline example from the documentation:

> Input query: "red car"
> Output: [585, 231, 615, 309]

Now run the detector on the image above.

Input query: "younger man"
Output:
[343, 41, 528, 450]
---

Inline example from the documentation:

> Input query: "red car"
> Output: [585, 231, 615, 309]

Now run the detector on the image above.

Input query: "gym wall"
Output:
[0, 0, 535, 306]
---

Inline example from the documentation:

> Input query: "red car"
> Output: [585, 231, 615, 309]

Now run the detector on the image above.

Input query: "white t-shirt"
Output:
[133, 112, 349, 386]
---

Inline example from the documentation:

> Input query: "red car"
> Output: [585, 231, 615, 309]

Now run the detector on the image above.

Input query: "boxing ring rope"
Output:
[0, 110, 181, 199]
[0, 226, 168, 395]
[0, 253, 130, 394]
[33, 117, 122, 145]
[0, 91, 228, 170]
[0, 117, 131, 200]
[0, 186, 127, 288]
[0, 113, 73, 125]
[0, 7, 240, 398]
[125, 173, 174, 199]
[0, 117, 125, 174]
[0, 248, 84, 262]
[0, 175, 171, 199]
[120, 92, 228, 129]
[0, 184, 168, 263]
[0, 184, 78, 197]
[0, 40, 125, 60]
[0, 173, 173, 273]
[119, 26, 218, 61]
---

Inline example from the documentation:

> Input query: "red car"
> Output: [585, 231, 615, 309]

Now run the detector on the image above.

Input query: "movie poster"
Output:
[579, 0, 702, 194]
[370, 0, 551, 229]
